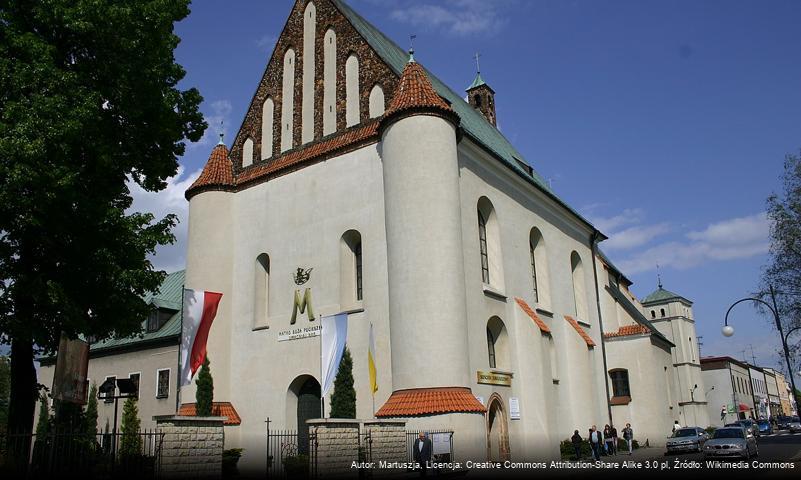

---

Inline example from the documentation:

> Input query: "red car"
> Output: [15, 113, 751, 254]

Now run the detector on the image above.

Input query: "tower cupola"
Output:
[466, 67, 497, 127]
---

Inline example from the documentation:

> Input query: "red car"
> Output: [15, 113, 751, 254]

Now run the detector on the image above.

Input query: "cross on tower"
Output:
[474, 52, 482, 74]
[656, 263, 663, 289]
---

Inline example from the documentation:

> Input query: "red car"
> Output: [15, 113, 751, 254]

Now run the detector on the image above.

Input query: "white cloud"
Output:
[589, 208, 643, 233]
[257, 34, 277, 53]
[127, 166, 201, 273]
[388, 0, 511, 37]
[604, 223, 671, 251]
[616, 213, 769, 274]
[189, 99, 233, 150]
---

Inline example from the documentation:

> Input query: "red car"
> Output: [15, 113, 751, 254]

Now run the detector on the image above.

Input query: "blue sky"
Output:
[129, 0, 801, 384]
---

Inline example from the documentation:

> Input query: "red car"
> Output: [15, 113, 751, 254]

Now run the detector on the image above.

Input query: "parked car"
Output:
[703, 427, 759, 460]
[666, 427, 709, 454]
[757, 419, 773, 435]
[777, 416, 792, 430]
[725, 419, 759, 437]
[789, 417, 801, 433]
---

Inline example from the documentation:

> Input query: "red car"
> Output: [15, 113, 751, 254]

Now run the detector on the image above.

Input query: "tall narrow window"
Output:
[571, 251, 588, 320]
[254, 253, 270, 330]
[486, 327, 497, 368]
[243, 138, 254, 167]
[323, 29, 337, 135]
[261, 97, 274, 160]
[529, 237, 539, 303]
[128, 373, 140, 399]
[301, 2, 316, 144]
[369, 84, 385, 118]
[345, 54, 360, 127]
[340, 230, 363, 306]
[355, 241, 363, 301]
[281, 49, 296, 152]
[156, 369, 170, 399]
[478, 209, 490, 284]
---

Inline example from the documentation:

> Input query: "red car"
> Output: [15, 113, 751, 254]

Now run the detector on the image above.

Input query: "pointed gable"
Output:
[229, 0, 399, 174]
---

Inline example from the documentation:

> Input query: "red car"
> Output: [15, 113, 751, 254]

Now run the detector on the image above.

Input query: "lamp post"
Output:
[722, 285, 798, 418]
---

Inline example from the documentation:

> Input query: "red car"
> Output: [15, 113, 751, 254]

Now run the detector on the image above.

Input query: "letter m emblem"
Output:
[291, 288, 315, 324]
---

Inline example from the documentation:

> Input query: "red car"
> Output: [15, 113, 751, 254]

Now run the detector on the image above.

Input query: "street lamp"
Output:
[722, 285, 798, 419]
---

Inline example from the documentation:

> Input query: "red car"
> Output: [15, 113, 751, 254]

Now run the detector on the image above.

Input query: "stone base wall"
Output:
[307, 418, 407, 477]
[155, 416, 225, 478]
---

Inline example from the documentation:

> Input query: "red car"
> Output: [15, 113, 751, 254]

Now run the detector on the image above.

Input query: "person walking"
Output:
[622, 423, 634, 455]
[589, 425, 602, 460]
[672, 420, 681, 433]
[571, 430, 583, 461]
[610, 425, 619, 455]
[413, 432, 432, 477]
[603, 425, 613, 456]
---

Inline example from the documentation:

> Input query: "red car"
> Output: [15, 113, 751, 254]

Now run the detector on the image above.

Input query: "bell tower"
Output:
[466, 53, 497, 126]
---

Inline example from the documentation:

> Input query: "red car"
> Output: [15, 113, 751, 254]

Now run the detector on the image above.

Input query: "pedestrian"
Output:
[571, 429, 583, 461]
[672, 420, 681, 433]
[622, 423, 634, 455]
[610, 424, 619, 455]
[589, 425, 602, 460]
[603, 425, 614, 455]
[413, 432, 432, 477]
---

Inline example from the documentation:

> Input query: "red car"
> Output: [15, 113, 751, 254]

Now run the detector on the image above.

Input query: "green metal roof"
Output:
[330, 0, 601, 237]
[605, 285, 674, 347]
[641, 286, 691, 306]
[90, 270, 184, 353]
[467, 72, 487, 90]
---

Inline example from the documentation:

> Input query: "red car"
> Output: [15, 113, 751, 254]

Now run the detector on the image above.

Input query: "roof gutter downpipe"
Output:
[591, 230, 614, 426]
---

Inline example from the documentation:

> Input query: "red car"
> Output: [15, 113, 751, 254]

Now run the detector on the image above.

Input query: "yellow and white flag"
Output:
[368, 323, 378, 394]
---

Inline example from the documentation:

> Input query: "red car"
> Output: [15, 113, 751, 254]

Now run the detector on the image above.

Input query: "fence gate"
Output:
[266, 421, 317, 478]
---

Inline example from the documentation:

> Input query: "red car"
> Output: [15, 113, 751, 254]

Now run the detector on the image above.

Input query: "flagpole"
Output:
[176, 285, 185, 414]
[320, 310, 325, 419]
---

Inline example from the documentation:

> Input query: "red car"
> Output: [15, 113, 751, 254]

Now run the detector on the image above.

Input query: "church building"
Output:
[37, 0, 710, 472]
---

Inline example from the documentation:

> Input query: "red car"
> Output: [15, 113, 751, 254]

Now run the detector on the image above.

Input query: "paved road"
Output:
[661, 431, 801, 462]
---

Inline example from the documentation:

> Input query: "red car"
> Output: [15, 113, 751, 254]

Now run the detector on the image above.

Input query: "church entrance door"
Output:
[296, 377, 321, 454]
[487, 395, 510, 462]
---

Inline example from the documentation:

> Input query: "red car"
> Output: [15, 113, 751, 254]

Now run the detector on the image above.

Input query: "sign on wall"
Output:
[432, 433, 451, 455]
[476, 371, 512, 387]
[278, 325, 322, 342]
[509, 397, 521, 420]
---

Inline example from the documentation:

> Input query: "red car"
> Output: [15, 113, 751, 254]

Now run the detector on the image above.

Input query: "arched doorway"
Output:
[287, 375, 321, 455]
[486, 395, 510, 461]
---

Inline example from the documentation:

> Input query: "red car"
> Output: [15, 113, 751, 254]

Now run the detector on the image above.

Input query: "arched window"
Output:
[254, 253, 270, 329]
[570, 251, 588, 320]
[323, 28, 337, 136]
[302, 2, 316, 145]
[474, 94, 482, 107]
[609, 369, 631, 398]
[486, 316, 509, 370]
[281, 48, 296, 152]
[261, 97, 274, 160]
[478, 210, 490, 284]
[242, 138, 254, 167]
[660, 308, 665, 317]
[651, 310, 656, 319]
[529, 228, 549, 305]
[345, 54, 360, 127]
[477, 197, 504, 290]
[340, 230, 363, 306]
[369, 84, 385, 118]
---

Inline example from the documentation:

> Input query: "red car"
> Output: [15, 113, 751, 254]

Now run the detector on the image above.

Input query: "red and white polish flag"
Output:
[181, 289, 223, 386]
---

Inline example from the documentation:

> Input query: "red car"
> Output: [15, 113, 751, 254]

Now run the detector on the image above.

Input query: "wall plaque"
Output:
[476, 371, 512, 387]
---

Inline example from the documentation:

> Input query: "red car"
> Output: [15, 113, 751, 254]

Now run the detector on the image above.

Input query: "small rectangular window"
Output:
[610, 370, 630, 397]
[156, 369, 170, 399]
[128, 373, 140, 399]
[103, 376, 116, 403]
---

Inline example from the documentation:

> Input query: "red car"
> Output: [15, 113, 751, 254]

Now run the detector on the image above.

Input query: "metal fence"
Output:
[1, 429, 164, 478]
[266, 428, 318, 479]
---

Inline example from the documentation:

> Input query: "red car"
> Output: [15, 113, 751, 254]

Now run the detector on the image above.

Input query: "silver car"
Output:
[666, 427, 709, 454]
[703, 427, 758, 460]
[789, 417, 801, 433]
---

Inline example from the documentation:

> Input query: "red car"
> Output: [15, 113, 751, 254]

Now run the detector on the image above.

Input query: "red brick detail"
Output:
[603, 324, 650, 339]
[375, 387, 486, 417]
[178, 402, 242, 426]
[236, 120, 379, 188]
[186, 144, 234, 199]
[610, 396, 632, 406]
[514, 298, 551, 334]
[564, 315, 596, 348]
[383, 61, 454, 119]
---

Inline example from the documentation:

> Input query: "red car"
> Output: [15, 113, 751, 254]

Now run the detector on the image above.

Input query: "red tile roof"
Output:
[375, 387, 486, 418]
[604, 324, 650, 339]
[564, 315, 596, 348]
[381, 61, 458, 127]
[236, 121, 380, 188]
[514, 298, 551, 334]
[185, 143, 234, 199]
[178, 402, 241, 426]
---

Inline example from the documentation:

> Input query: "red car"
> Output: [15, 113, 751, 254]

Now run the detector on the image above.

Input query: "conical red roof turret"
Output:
[185, 142, 235, 200]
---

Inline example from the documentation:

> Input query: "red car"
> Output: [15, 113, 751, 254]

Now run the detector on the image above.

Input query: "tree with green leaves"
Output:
[0, 0, 205, 445]
[760, 151, 801, 375]
[34, 394, 51, 437]
[196, 356, 214, 417]
[119, 397, 142, 458]
[83, 382, 98, 436]
[330, 347, 356, 419]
